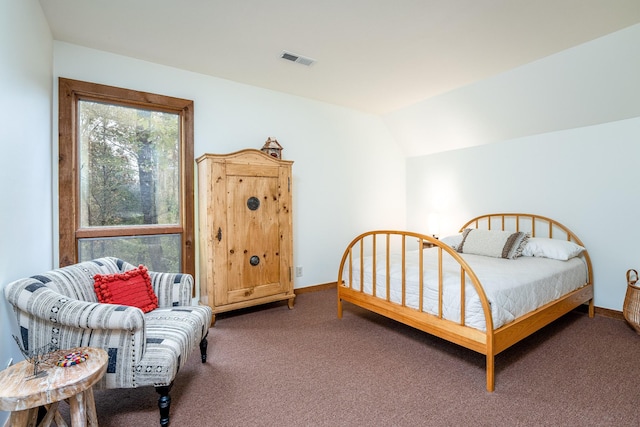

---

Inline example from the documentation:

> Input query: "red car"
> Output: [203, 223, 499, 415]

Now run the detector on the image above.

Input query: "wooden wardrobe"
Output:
[196, 149, 295, 323]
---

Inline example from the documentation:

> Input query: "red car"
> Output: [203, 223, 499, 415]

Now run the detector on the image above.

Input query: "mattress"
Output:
[342, 248, 588, 331]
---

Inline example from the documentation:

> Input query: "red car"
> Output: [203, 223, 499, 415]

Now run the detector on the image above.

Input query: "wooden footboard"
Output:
[336, 213, 594, 392]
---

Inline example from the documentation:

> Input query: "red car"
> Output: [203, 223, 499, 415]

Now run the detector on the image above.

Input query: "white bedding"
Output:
[343, 248, 588, 331]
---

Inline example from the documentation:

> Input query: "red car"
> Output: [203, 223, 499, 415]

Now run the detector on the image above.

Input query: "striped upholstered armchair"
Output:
[3, 257, 212, 427]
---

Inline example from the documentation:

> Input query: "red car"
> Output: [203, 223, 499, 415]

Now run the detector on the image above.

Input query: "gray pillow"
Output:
[457, 229, 529, 260]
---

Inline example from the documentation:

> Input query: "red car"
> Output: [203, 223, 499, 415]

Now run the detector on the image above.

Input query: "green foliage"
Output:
[78, 235, 181, 273]
[79, 101, 179, 226]
[77, 101, 181, 268]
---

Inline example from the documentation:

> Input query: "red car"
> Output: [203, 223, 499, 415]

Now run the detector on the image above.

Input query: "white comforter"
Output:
[343, 249, 588, 331]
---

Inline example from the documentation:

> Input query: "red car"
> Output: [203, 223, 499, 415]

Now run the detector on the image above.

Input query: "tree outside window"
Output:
[58, 79, 194, 276]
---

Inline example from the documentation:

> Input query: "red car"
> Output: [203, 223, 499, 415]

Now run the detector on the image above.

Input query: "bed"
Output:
[336, 213, 594, 392]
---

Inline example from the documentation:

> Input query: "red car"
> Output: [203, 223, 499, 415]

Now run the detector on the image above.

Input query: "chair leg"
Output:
[199, 334, 208, 363]
[155, 383, 173, 427]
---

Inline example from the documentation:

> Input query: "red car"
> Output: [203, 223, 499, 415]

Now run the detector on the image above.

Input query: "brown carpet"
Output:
[59, 288, 640, 426]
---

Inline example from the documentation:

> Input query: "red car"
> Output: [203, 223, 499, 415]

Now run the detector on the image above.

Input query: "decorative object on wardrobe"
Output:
[260, 137, 283, 159]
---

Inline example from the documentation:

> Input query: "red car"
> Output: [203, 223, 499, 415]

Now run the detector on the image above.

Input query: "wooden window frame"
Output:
[58, 78, 195, 277]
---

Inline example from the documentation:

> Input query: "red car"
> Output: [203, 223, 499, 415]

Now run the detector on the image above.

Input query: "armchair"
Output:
[3, 257, 212, 427]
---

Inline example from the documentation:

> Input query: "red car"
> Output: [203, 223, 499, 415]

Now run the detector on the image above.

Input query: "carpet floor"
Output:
[59, 288, 640, 426]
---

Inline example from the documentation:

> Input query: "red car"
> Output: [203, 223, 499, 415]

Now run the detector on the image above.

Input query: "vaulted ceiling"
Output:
[40, 0, 640, 115]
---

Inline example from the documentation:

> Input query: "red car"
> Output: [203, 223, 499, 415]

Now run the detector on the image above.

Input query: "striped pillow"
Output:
[457, 229, 529, 260]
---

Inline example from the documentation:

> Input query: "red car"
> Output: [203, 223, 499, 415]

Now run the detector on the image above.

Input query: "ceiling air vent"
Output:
[280, 50, 316, 66]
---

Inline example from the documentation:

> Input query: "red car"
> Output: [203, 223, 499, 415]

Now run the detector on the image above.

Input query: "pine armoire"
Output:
[196, 149, 295, 324]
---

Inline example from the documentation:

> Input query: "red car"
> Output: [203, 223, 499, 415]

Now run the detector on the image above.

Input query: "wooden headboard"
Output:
[459, 213, 592, 285]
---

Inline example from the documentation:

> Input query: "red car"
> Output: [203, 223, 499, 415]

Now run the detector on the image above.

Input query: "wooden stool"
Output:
[0, 347, 108, 427]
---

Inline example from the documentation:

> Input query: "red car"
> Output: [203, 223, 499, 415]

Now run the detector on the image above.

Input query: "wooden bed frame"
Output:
[336, 213, 594, 392]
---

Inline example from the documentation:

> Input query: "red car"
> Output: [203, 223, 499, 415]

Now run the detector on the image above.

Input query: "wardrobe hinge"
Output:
[288, 177, 291, 192]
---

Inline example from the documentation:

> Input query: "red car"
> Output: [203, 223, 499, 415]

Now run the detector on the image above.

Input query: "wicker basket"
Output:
[623, 269, 640, 334]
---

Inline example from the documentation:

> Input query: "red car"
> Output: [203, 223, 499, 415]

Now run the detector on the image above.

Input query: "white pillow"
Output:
[457, 229, 529, 260]
[440, 234, 463, 250]
[521, 237, 585, 260]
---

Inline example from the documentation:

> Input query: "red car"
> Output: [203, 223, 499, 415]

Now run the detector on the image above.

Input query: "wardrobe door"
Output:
[224, 167, 285, 304]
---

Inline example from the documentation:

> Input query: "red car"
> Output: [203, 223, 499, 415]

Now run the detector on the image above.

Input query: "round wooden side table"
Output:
[0, 347, 108, 427]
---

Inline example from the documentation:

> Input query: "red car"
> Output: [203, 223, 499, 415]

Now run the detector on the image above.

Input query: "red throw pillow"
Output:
[94, 265, 158, 313]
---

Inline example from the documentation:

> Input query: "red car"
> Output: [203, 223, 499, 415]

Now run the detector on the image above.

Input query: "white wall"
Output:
[52, 42, 407, 293]
[402, 24, 640, 311]
[407, 118, 640, 310]
[0, 0, 53, 423]
[385, 24, 640, 158]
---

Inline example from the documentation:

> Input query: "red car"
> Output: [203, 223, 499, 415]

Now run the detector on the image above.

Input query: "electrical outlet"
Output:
[295, 266, 303, 277]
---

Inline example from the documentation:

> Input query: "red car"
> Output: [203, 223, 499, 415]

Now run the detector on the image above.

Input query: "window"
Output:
[58, 78, 194, 276]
